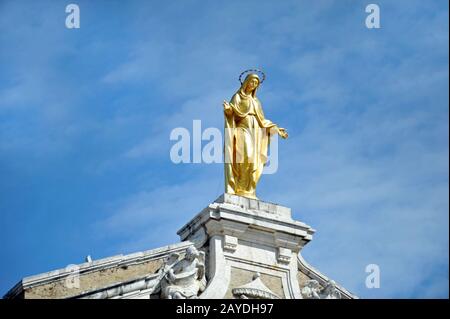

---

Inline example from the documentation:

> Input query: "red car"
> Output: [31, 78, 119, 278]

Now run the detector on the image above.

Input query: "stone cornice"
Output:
[3, 241, 193, 299]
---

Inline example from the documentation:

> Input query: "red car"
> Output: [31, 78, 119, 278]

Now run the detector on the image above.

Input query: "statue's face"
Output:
[245, 77, 259, 92]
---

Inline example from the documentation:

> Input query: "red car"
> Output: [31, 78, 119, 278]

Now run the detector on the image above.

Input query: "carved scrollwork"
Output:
[157, 246, 207, 299]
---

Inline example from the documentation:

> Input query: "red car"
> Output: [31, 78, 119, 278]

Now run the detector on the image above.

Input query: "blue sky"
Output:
[0, 0, 448, 298]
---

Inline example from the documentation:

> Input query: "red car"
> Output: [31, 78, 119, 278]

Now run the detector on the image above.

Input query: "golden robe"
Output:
[224, 75, 277, 199]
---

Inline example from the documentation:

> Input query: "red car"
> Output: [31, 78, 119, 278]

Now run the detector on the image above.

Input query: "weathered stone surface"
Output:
[4, 242, 193, 299]
[297, 268, 314, 287]
[24, 259, 163, 299]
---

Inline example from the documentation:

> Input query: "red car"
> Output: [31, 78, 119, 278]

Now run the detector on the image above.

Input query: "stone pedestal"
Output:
[177, 194, 315, 299]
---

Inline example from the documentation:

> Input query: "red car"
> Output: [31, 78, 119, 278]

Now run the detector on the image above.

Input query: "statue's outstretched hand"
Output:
[223, 100, 233, 115]
[278, 127, 288, 139]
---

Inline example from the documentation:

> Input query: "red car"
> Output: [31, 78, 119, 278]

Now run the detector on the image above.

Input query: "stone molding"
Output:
[4, 241, 193, 299]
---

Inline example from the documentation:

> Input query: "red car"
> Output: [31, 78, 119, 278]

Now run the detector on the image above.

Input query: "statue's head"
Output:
[238, 69, 265, 97]
[186, 246, 199, 260]
[241, 74, 260, 96]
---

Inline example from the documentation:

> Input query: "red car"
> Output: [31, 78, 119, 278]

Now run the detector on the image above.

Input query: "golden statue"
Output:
[223, 69, 288, 199]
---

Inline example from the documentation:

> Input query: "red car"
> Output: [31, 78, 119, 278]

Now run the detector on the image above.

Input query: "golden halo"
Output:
[239, 69, 266, 85]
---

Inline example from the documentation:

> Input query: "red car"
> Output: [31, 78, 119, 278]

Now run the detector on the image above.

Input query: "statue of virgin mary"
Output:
[223, 70, 288, 199]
